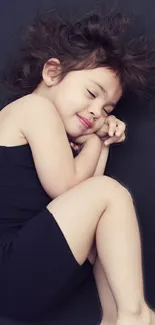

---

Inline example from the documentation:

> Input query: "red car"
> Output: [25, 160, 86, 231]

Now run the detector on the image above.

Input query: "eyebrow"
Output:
[90, 80, 116, 108]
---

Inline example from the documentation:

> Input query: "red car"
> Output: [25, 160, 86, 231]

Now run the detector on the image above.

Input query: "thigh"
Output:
[47, 175, 122, 266]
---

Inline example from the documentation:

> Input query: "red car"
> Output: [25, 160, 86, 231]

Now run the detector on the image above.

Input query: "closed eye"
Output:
[87, 89, 96, 98]
[102, 107, 109, 115]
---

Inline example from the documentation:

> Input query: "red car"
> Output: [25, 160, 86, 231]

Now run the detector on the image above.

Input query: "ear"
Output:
[42, 58, 61, 86]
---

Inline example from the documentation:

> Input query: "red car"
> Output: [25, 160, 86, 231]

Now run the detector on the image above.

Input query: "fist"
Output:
[95, 115, 126, 146]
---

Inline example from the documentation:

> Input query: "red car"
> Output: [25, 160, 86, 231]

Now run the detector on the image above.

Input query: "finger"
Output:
[109, 123, 117, 137]
[115, 121, 126, 137]
[105, 133, 126, 146]
[115, 133, 126, 143]
[108, 120, 117, 137]
[70, 142, 79, 150]
[74, 145, 80, 150]
[104, 136, 118, 146]
[106, 116, 117, 137]
[104, 134, 125, 146]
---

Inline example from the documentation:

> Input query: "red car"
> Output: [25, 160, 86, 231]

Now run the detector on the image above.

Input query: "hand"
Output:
[95, 115, 126, 146]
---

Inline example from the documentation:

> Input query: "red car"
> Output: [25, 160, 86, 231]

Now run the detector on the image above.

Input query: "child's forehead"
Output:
[75, 67, 120, 86]
[66, 67, 116, 80]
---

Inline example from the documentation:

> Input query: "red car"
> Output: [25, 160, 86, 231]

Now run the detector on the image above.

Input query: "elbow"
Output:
[45, 177, 78, 199]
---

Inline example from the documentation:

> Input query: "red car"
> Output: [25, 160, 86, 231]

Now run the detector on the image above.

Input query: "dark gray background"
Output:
[0, 0, 155, 313]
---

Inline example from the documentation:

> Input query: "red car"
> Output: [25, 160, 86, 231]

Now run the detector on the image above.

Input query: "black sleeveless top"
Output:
[0, 144, 51, 245]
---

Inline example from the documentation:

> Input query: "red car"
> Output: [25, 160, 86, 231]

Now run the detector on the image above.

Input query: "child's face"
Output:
[47, 66, 122, 138]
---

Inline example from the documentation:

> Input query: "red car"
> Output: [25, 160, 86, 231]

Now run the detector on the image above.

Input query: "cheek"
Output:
[56, 95, 86, 115]
[59, 85, 88, 110]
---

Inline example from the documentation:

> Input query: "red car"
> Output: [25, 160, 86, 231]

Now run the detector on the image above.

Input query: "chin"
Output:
[66, 128, 82, 138]
[67, 133, 81, 141]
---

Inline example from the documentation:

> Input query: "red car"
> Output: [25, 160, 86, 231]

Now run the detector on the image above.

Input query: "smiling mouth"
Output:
[76, 114, 92, 129]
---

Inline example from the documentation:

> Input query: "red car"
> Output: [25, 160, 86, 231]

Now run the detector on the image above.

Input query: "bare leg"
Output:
[47, 176, 154, 325]
[95, 189, 154, 325]
[92, 252, 155, 325]
[94, 257, 155, 325]
[93, 257, 117, 325]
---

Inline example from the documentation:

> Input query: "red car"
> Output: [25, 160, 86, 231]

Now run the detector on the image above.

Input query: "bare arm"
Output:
[20, 94, 102, 198]
[74, 136, 102, 180]
[71, 139, 109, 177]
[93, 145, 109, 176]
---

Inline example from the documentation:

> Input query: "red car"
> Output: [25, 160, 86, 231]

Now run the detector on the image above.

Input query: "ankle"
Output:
[118, 301, 151, 320]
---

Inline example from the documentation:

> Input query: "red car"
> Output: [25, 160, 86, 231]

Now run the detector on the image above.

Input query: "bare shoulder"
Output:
[19, 93, 65, 142]
[18, 93, 76, 198]
[18, 93, 61, 122]
[0, 93, 62, 146]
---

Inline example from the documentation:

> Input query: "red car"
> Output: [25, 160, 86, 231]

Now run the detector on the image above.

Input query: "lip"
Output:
[76, 114, 92, 128]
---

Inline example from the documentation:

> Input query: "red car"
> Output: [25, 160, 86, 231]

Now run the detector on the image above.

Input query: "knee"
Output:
[92, 175, 132, 203]
[105, 176, 133, 205]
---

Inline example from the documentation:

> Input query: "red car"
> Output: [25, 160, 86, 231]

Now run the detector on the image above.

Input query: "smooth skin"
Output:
[0, 59, 154, 325]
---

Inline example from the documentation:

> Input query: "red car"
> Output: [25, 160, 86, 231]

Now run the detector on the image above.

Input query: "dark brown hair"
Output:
[2, 10, 155, 99]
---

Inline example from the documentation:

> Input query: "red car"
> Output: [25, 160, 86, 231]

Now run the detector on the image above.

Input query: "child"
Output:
[0, 10, 155, 325]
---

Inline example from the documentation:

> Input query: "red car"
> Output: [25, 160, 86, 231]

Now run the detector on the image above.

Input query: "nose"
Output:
[88, 103, 102, 119]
